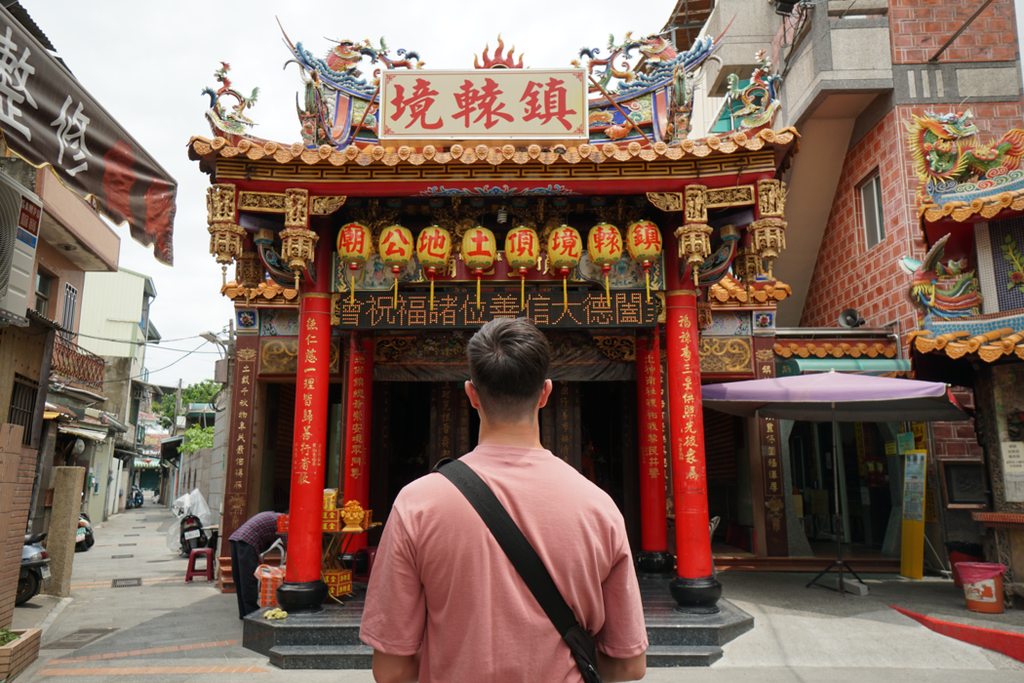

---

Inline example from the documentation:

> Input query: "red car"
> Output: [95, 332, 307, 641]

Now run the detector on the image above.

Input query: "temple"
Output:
[190, 29, 801, 618]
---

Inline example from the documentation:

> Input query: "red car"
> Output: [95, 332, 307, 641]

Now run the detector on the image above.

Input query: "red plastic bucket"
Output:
[956, 562, 1006, 614]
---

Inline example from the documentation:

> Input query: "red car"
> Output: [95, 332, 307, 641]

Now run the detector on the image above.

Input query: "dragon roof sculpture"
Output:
[201, 25, 786, 152]
[907, 110, 1024, 223]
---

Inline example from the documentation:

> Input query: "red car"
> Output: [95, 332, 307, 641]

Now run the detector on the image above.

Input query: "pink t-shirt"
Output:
[360, 445, 648, 683]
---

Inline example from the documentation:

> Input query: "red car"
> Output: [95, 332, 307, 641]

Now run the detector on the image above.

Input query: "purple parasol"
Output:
[701, 371, 967, 423]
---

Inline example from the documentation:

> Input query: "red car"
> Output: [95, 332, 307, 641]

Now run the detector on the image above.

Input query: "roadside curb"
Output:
[39, 596, 73, 636]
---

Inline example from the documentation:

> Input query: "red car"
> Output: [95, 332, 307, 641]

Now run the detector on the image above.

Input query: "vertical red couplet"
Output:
[286, 233, 333, 585]
[637, 331, 668, 553]
[342, 334, 374, 553]
[664, 244, 713, 580]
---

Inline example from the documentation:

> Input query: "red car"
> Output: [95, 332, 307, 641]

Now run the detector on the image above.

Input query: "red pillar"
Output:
[663, 238, 721, 612]
[277, 230, 333, 611]
[342, 333, 373, 553]
[636, 330, 672, 574]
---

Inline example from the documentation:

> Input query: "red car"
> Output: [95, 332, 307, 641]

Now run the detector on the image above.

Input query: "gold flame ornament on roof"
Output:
[379, 224, 414, 307]
[505, 226, 540, 309]
[417, 225, 452, 310]
[547, 225, 582, 312]
[337, 222, 372, 303]
[626, 220, 662, 302]
[462, 226, 497, 309]
[587, 223, 622, 303]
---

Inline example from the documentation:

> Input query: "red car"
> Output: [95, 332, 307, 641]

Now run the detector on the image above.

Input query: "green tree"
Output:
[178, 424, 215, 455]
[153, 380, 221, 428]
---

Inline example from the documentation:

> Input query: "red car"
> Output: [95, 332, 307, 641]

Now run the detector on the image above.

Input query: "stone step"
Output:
[267, 643, 723, 670]
[268, 645, 373, 670]
[646, 645, 723, 667]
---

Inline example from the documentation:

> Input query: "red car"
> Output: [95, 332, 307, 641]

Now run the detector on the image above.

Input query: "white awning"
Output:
[58, 425, 108, 442]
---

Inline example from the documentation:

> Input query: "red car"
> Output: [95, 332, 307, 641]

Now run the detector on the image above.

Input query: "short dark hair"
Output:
[466, 318, 550, 423]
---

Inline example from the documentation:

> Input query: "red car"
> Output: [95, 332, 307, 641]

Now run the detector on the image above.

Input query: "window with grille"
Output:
[8, 373, 37, 445]
[860, 173, 886, 250]
[60, 282, 77, 337]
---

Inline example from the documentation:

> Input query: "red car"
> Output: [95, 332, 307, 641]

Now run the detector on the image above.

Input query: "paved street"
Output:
[10, 502, 1024, 681]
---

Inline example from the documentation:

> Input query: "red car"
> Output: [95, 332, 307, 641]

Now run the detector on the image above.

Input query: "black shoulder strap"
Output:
[437, 459, 578, 635]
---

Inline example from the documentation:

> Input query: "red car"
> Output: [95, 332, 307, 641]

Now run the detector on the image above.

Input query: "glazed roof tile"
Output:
[707, 274, 791, 305]
[188, 128, 798, 169]
[773, 341, 898, 360]
[909, 327, 1024, 363]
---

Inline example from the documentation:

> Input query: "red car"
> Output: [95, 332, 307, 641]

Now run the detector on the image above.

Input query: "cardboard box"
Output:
[323, 569, 352, 596]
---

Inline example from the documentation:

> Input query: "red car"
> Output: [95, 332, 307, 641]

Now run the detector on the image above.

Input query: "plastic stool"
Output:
[185, 547, 215, 583]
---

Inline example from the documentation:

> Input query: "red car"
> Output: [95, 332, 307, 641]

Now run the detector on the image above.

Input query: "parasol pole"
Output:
[832, 401, 845, 595]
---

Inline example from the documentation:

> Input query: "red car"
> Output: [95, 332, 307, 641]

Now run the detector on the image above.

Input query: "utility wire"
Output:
[96, 341, 214, 385]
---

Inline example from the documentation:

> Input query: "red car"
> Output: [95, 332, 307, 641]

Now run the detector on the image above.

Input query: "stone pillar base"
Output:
[277, 580, 328, 612]
[636, 551, 674, 575]
[670, 575, 722, 614]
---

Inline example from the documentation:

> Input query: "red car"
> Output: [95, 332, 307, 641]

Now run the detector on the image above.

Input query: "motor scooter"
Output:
[179, 514, 207, 555]
[17, 533, 50, 606]
[130, 486, 144, 508]
[76, 512, 95, 552]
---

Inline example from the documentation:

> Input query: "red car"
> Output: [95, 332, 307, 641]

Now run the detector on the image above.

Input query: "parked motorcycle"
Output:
[127, 486, 143, 509]
[167, 489, 213, 556]
[179, 513, 207, 555]
[17, 533, 50, 606]
[75, 512, 95, 552]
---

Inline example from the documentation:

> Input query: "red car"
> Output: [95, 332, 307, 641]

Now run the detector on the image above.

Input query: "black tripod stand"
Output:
[806, 403, 863, 594]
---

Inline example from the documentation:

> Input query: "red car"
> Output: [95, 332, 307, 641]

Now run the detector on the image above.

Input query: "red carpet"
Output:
[891, 605, 1024, 663]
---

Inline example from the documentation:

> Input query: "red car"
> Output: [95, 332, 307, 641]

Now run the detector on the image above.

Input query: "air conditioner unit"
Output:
[0, 171, 41, 327]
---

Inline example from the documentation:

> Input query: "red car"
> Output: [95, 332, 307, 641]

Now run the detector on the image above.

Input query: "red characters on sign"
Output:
[390, 78, 443, 130]
[453, 78, 514, 129]
[521, 77, 578, 131]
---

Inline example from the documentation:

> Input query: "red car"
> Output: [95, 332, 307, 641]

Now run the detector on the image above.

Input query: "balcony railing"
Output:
[52, 334, 105, 390]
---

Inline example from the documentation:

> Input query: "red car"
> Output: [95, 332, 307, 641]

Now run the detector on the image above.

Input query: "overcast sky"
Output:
[21, 0, 675, 387]
[19, 1, 1024, 387]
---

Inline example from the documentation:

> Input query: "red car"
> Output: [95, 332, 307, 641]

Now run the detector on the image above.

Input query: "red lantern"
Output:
[547, 225, 582, 311]
[587, 223, 623, 302]
[462, 226, 497, 309]
[337, 222, 372, 303]
[505, 226, 540, 309]
[379, 224, 414, 307]
[416, 225, 452, 310]
[626, 220, 663, 302]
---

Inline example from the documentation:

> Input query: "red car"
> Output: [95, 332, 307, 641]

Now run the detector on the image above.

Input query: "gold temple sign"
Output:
[332, 290, 655, 329]
[379, 69, 588, 144]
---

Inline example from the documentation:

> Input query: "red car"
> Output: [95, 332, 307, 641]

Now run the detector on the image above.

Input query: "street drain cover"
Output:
[111, 554, 133, 559]
[124, 534, 139, 537]
[42, 628, 118, 649]
[111, 578, 142, 588]
[133, 526, 145, 529]
[118, 543, 135, 547]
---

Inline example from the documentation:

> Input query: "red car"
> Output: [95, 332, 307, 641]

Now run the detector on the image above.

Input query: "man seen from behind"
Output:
[361, 317, 647, 682]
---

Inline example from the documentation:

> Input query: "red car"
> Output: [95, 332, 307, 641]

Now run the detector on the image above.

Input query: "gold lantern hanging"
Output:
[587, 223, 623, 303]
[547, 225, 583, 311]
[626, 219, 663, 302]
[673, 223, 714, 275]
[505, 226, 540, 309]
[379, 224, 414, 307]
[747, 218, 786, 280]
[208, 223, 247, 287]
[279, 228, 319, 291]
[462, 226, 497, 309]
[416, 225, 452, 310]
[337, 222, 372, 303]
